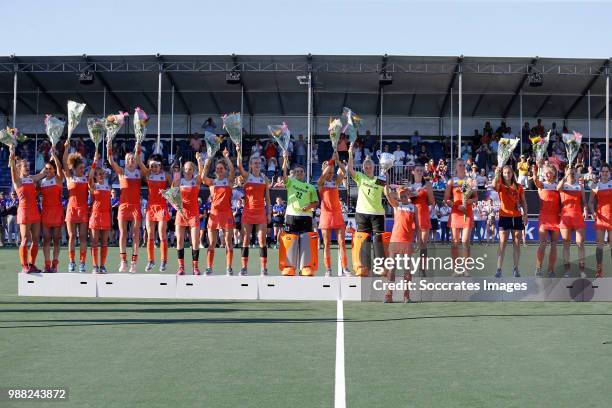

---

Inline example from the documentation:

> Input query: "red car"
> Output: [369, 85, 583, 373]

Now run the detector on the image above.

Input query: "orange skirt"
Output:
[65, 206, 89, 224]
[17, 206, 41, 225]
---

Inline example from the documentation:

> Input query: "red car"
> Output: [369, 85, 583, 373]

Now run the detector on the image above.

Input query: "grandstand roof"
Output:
[1, 55, 610, 119]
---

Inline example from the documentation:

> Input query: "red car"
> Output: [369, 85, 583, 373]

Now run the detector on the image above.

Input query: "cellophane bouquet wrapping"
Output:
[530, 131, 550, 162]
[328, 118, 343, 151]
[67, 100, 86, 141]
[161, 187, 185, 219]
[459, 178, 475, 222]
[497, 137, 519, 167]
[204, 131, 222, 158]
[133, 107, 149, 146]
[562, 131, 582, 167]
[267, 122, 291, 153]
[87, 118, 106, 153]
[341, 107, 363, 144]
[104, 112, 128, 145]
[45, 114, 65, 147]
[0, 127, 27, 167]
[222, 113, 242, 145]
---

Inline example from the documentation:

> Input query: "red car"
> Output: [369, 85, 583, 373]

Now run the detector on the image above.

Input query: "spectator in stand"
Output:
[363, 130, 374, 153]
[417, 144, 429, 165]
[272, 176, 285, 189]
[490, 134, 499, 161]
[0, 191, 6, 246]
[483, 121, 493, 137]
[475, 141, 491, 170]
[5, 191, 19, 245]
[436, 202, 451, 242]
[267, 157, 278, 179]
[461, 143, 472, 161]
[410, 131, 421, 149]
[495, 121, 507, 136]
[531, 118, 545, 136]
[592, 145, 602, 170]
[264, 141, 277, 162]
[353, 140, 363, 165]
[295, 134, 307, 166]
[469, 164, 479, 180]
[517, 155, 530, 188]
[337, 134, 349, 162]
[202, 117, 217, 133]
[271, 197, 286, 247]
[189, 134, 202, 153]
[110, 189, 120, 244]
[437, 159, 448, 178]
[393, 144, 406, 165]
[473, 202, 484, 243]
[521, 122, 531, 153]
[251, 139, 263, 158]
[406, 147, 416, 170]
[476, 169, 488, 189]
[311, 143, 319, 165]
[502, 127, 515, 140]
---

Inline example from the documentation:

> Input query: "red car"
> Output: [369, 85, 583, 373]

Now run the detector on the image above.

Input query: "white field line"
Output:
[335, 248, 346, 408]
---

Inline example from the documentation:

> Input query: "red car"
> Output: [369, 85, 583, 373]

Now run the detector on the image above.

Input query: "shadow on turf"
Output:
[2, 312, 612, 329]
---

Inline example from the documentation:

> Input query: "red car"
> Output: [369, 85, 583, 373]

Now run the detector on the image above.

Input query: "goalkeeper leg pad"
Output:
[299, 232, 319, 276]
[352, 232, 371, 277]
[279, 231, 299, 276]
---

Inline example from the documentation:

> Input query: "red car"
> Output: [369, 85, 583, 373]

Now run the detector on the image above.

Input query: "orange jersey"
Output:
[91, 182, 111, 214]
[180, 177, 200, 214]
[559, 183, 583, 217]
[320, 181, 342, 215]
[147, 172, 168, 207]
[209, 178, 233, 214]
[17, 177, 38, 211]
[244, 173, 267, 212]
[39, 176, 63, 208]
[594, 181, 612, 229]
[67, 176, 89, 209]
[449, 177, 474, 218]
[410, 182, 431, 229]
[120, 168, 142, 206]
[391, 204, 416, 243]
[495, 182, 524, 217]
[537, 182, 561, 228]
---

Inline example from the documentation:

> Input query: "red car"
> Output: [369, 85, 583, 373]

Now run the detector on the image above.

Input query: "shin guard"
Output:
[279, 231, 299, 276]
[299, 232, 319, 276]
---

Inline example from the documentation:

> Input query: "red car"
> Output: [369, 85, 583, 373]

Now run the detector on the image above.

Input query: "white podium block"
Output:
[340, 277, 363, 301]
[258, 276, 340, 301]
[501, 278, 578, 301]
[96, 274, 177, 298]
[176, 275, 259, 300]
[588, 278, 612, 301]
[18, 273, 97, 297]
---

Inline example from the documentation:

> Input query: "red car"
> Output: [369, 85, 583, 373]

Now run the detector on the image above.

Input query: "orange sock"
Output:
[69, 249, 76, 263]
[52, 259, 59, 268]
[160, 240, 168, 262]
[101, 246, 108, 266]
[324, 254, 331, 270]
[207, 249, 214, 269]
[120, 252, 127, 262]
[131, 254, 138, 263]
[19, 244, 28, 267]
[226, 249, 233, 269]
[341, 253, 348, 269]
[261, 256, 267, 269]
[79, 248, 86, 264]
[45, 260, 51, 269]
[147, 239, 155, 262]
[178, 258, 185, 267]
[91, 246, 99, 267]
[241, 258, 248, 268]
[192, 260, 199, 269]
[29, 243, 38, 266]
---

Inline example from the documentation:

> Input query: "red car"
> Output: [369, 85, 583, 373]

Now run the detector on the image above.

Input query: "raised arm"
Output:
[201, 154, 213, 186]
[531, 163, 544, 189]
[281, 150, 290, 184]
[265, 177, 272, 223]
[333, 151, 346, 187]
[384, 185, 399, 208]
[347, 143, 356, 178]
[51, 150, 63, 182]
[9, 146, 20, 189]
[195, 152, 205, 186]
[317, 160, 335, 191]
[556, 172, 567, 191]
[62, 140, 71, 178]
[88, 152, 99, 190]
[106, 142, 123, 175]
[224, 148, 235, 184]
[136, 146, 149, 178]
[235, 144, 249, 178]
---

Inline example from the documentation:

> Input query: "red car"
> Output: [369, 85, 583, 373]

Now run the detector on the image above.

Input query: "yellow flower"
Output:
[530, 136, 542, 145]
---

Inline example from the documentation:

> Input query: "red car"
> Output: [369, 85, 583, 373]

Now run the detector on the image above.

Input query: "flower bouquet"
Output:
[341, 107, 363, 144]
[497, 137, 519, 167]
[133, 107, 149, 147]
[45, 114, 66, 147]
[562, 131, 582, 168]
[87, 118, 106, 155]
[530, 130, 550, 162]
[0, 127, 27, 167]
[104, 111, 128, 145]
[268, 122, 291, 153]
[161, 187, 185, 218]
[328, 118, 343, 152]
[222, 113, 242, 145]
[67, 100, 86, 142]
[459, 178, 475, 222]
[204, 131, 223, 158]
